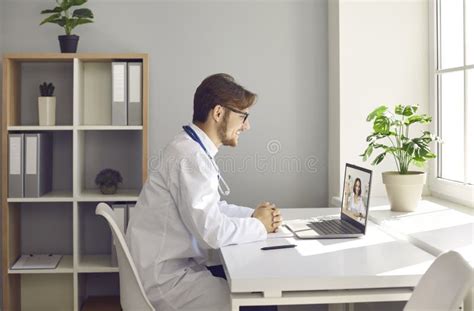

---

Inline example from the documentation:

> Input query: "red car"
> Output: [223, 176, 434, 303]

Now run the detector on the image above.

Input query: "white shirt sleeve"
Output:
[218, 200, 254, 218]
[172, 152, 267, 249]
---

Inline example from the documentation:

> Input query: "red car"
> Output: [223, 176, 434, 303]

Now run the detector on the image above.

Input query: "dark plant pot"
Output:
[100, 184, 118, 195]
[58, 35, 79, 53]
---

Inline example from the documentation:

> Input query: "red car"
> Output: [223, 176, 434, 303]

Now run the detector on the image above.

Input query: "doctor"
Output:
[126, 73, 282, 311]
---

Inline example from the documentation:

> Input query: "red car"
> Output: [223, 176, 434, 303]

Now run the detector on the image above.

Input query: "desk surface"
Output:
[220, 208, 434, 296]
[367, 197, 474, 265]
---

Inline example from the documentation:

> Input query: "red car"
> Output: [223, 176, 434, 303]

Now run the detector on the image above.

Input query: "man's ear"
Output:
[212, 105, 224, 122]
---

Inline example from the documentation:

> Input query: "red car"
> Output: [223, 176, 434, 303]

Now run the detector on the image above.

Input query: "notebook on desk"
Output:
[285, 163, 372, 239]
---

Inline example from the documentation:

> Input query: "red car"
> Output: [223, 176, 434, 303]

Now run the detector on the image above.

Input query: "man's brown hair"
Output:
[193, 73, 257, 123]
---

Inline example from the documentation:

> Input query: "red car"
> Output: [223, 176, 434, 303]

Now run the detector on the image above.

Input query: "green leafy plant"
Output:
[39, 82, 55, 96]
[360, 105, 440, 174]
[95, 168, 123, 187]
[40, 0, 94, 35]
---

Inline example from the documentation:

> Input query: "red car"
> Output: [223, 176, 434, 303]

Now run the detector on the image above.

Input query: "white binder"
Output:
[110, 203, 127, 266]
[127, 62, 142, 125]
[25, 133, 52, 197]
[126, 203, 136, 233]
[112, 62, 128, 125]
[8, 133, 25, 198]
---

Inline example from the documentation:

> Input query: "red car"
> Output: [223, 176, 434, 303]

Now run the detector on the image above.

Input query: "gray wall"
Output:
[2, 0, 328, 209]
[1, 0, 327, 308]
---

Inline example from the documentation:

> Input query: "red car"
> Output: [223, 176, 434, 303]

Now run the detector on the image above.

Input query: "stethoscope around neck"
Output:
[182, 125, 231, 196]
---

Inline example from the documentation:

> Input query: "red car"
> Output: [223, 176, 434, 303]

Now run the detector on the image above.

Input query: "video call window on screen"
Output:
[342, 166, 371, 225]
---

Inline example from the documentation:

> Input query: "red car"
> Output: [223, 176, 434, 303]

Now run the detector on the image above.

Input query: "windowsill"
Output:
[332, 195, 474, 266]
[332, 195, 473, 214]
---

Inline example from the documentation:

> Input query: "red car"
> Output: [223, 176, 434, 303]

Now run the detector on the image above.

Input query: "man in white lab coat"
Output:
[126, 73, 281, 311]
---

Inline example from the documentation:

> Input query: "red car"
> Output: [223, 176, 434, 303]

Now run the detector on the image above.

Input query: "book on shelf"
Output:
[11, 254, 62, 270]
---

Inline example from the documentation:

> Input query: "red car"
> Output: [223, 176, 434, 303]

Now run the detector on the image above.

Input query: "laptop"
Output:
[285, 163, 373, 239]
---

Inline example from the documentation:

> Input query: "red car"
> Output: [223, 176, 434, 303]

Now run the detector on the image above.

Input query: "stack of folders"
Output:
[8, 133, 53, 198]
[112, 61, 143, 126]
[11, 254, 62, 270]
[110, 202, 137, 266]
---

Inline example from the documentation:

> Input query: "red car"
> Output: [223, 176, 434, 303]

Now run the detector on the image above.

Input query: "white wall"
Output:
[329, 0, 429, 200]
[328, 0, 340, 204]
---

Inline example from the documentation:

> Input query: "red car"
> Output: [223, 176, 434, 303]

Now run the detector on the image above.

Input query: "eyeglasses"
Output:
[225, 106, 250, 124]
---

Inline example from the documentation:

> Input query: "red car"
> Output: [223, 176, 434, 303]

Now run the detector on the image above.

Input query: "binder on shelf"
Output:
[127, 62, 143, 125]
[11, 254, 62, 270]
[25, 133, 53, 197]
[111, 202, 127, 266]
[126, 203, 136, 233]
[112, 62, 128, 125]
[8, 133, 25, 198]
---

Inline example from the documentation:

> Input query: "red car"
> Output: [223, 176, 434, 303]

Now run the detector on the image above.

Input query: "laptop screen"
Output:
[341, 164, 372, 228]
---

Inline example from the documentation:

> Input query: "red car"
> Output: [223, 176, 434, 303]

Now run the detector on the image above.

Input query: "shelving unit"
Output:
[2, 53, 148, 311]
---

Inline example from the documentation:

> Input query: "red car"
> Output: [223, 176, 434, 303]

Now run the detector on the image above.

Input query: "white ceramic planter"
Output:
[382, 171, 426, 212]
[38, 96, 56, 126]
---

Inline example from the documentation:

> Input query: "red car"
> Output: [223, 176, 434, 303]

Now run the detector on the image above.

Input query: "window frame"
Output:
[428, 0, 474, 208]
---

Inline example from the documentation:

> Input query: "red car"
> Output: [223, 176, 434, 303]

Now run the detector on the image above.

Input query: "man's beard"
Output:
[218, 111, 237, 147]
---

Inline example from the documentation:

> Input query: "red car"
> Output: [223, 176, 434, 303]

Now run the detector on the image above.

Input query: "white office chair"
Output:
[404, 250, 473, 311]
[95, 202, 156, 311]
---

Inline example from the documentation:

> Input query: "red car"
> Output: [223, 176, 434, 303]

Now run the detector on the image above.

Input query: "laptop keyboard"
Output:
[309, 219, 360, 235]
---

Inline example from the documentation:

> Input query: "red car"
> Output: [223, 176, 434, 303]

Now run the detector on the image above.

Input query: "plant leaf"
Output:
[394, 105, 405, 115]
[404, 114, 432, 125]
[395, 105, 418, 116]
[40, 13, 62, 25]
[366, 105, 388, 122]
[412, 159, 426, 167]
[73, 8, 93, 18]
[41, 7, 63, 14]
[69, 0, 88, 6]
[402, 142, 415, 155]
[373, 116, 390, 134]
[362, 144, 374, 161]
[71, 18, 93, 30]
[371, 152, 386, 166]
[61, 0, 73, 11]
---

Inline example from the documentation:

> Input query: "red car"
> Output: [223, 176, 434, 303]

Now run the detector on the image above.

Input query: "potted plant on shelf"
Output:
[95, 169, 123, 195]
[360, 104, 440, 212]
[38, 82, 56, 126]
[40, 0, 94, 53]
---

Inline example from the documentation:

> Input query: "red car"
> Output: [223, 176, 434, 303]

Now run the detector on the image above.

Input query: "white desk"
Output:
[219, 208, 435, 310]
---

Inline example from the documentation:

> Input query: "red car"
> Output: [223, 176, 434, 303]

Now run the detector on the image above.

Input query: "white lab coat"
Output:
[126, 124, 267, 311]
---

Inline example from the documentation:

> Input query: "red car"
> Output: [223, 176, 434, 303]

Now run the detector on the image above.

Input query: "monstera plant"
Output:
[361, 104, 440, 212]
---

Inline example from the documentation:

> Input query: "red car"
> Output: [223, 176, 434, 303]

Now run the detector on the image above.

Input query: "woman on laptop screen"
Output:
[343, 170, 370, 224]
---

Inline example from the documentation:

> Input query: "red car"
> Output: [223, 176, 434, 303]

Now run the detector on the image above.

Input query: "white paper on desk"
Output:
[11, 254, 62, 270]
[267, 226, 294, 239]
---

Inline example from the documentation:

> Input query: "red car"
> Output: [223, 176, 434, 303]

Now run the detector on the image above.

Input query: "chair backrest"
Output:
[96, 202, 155, 311]
[404, 250, 473, 311]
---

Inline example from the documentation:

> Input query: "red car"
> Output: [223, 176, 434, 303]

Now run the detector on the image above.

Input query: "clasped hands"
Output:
[252, 202, 282, 233]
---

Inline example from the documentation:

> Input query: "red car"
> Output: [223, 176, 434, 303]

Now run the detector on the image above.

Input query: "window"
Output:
[430, 0, 474, 207]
